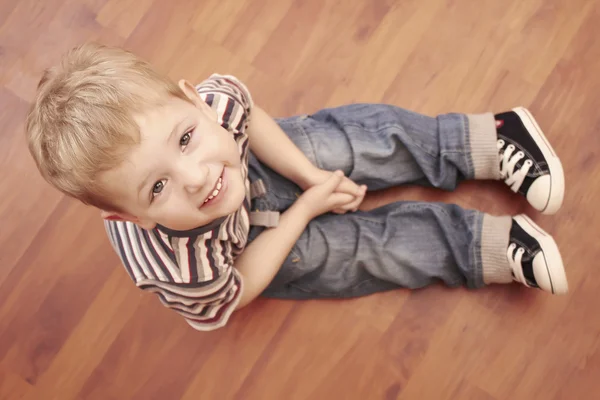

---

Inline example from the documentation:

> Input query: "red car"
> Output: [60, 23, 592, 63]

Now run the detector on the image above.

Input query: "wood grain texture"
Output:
[1, 0, 598, 399]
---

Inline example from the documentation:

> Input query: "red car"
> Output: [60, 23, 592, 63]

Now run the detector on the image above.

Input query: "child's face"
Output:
[100, 82, 246, 231]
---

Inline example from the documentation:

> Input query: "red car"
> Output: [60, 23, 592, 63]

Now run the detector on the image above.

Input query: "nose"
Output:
[181, 162, 210, 194]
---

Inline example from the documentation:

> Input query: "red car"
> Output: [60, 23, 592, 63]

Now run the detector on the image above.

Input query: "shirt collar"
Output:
[155, 216, 227, 237]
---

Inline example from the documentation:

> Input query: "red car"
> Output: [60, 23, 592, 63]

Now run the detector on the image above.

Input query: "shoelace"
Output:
[507, 243, 530, 287]
[498, 139, 533, 192]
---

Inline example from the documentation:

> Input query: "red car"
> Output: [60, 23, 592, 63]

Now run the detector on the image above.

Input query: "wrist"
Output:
[294, 165, 323, 191]
[288, 198, 315, 223]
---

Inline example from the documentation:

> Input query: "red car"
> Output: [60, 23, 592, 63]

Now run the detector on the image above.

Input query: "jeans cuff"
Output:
[467, 113, 500, 180]
[481, 214, 513, 284]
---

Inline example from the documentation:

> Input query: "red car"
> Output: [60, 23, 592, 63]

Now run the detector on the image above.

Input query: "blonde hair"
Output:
[26, 42, 190, 211]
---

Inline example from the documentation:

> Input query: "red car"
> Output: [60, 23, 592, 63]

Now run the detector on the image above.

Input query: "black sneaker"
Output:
[508, 215, 568, 294]
[495, 107, 564, 214]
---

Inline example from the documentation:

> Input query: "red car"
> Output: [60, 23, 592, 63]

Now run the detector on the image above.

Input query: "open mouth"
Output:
[202, 170, 224, 206]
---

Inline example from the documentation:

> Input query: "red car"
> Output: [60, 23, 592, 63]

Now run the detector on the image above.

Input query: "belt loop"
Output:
[249, 179, 279, 227]
[250, 179, 267, 199]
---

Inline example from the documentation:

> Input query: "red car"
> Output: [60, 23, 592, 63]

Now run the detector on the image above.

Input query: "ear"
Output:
[101, 210, 157, 230]
[178, 79, 218, 121]
[101, 210, 137, 223]
[178, 79, 201, 102]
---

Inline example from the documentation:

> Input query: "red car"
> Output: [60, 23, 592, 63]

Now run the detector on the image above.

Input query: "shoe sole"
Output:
[513, 107, 565, 214]
[513, 214, 568, 294]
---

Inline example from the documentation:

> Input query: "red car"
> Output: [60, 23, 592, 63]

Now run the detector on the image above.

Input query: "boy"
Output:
[26, 43, 568, 331]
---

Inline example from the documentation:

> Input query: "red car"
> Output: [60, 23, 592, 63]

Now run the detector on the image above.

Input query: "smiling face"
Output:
[100, 82, 246, 231]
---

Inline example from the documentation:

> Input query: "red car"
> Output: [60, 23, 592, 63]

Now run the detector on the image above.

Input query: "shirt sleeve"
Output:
[104, 220, 243, 331]
[195, 74, 253, 135]
[138, 267, 243, 332]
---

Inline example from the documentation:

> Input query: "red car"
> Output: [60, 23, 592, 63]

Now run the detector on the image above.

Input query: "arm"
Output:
[248, 106, 367, 211]
[247, 106, 317, 189]
[234, 200, 310, 308]
[234, 171, 354, 308]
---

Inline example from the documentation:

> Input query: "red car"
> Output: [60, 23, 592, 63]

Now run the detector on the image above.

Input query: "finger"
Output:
[333, 193, 363, 213]
[347, 186, 367, 210]
[333, 188, 365, 213]
[335, 177, 361, 196]
[356, 187, 367, 210]
[322, 170, 345, 192]
[338, 191, 365, 212]
[327, 192, 355, 209]
[339, 189, 365, 211]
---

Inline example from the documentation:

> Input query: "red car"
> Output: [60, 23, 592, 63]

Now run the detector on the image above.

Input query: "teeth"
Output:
[203, 175, 223, 205]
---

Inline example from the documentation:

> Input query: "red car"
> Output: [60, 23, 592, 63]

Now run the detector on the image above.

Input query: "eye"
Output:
[180, 129, 193, 148]
[151, 180, 166, 198]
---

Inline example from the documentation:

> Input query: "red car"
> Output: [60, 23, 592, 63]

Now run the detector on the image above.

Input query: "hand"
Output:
[296, 171, 358, 220]
[298, 167, 367, 213]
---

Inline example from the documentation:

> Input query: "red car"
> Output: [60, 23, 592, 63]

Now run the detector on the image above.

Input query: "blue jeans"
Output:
[247, 104, 513, 299]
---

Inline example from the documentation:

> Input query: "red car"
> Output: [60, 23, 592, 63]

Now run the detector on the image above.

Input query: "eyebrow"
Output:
[167, 119, 185, 145]
[136, 119, 186, 202]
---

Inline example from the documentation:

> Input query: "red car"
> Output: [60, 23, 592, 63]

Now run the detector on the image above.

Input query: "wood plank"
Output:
[21, 268, 141, 400]
[0, 367, 32, 400]
[96, 0, 154, 39]
[0, 201, 114, 384]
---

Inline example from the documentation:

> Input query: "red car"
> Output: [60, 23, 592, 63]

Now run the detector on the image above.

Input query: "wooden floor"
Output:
[1, 0, 599, 399]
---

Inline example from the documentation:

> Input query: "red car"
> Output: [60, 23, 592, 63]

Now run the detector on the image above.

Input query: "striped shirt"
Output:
[104, 74, 253, 331]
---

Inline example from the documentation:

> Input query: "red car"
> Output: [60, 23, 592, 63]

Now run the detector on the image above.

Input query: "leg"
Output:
[276, 104, 565, 214]
[275, 104, 499, 191]
[258, 202, 510, 299]
[255, 202, 567, 299]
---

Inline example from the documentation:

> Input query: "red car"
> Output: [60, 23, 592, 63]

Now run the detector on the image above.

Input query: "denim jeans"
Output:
[247, 104, 513, 299]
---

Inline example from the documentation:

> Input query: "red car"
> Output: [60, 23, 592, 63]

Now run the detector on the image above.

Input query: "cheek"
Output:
[224, 136, 241, 159]
[198, 130, 237, 158]
[207, 133, 240, 163]
[153, 195, 192, 219]
[230, 174, 247, 203]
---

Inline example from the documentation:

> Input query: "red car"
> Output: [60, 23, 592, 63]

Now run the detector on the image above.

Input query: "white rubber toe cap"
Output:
[526, 174, 564, 215]
[527, 175, 552, 212]
[532, 251, 568, 295]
